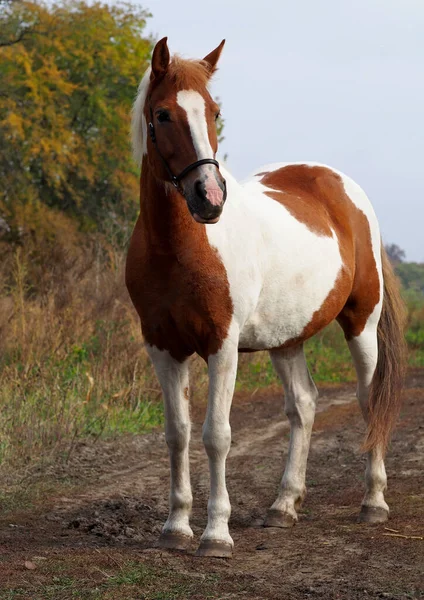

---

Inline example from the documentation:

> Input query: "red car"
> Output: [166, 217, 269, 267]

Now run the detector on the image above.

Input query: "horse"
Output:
[126, 38, 406, 558]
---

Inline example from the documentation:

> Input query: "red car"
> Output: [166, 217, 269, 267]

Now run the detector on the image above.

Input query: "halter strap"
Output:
[148, 105, 219, 194]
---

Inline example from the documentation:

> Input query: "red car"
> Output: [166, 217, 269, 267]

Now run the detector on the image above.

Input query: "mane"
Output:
[131, 57, 211, 165]
[131, 66, 151, 165]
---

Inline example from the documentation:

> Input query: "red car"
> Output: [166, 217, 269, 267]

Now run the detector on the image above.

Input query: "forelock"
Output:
[167, 56, 211, 91]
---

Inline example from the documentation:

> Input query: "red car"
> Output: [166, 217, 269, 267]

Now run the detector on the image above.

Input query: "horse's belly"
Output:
[238, 301, 315, 350]
[237, 240, 344, 350]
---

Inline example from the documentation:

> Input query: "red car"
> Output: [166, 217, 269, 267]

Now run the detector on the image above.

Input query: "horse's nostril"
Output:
[195, 179, 205, 199]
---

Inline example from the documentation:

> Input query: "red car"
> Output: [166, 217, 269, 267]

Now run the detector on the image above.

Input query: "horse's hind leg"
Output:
[345, 324, 389, 523]
[264, 344, 318, 528]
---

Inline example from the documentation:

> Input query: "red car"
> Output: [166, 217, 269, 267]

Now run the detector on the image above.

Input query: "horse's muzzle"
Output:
[187, 173, 227, 224]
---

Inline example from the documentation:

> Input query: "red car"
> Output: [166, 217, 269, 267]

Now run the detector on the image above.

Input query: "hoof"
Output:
[358, 506, 389, 524]
[158, 531, 192, 551]
[195, 539, 233, 558]
[264, 509, 296, 528]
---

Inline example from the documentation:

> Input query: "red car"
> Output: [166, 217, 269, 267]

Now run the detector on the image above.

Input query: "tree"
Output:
[0, 0, 37, 48]
[385, 243, 406, 265]
[0, 1, 152, 242]
[396, 262, 424, 294]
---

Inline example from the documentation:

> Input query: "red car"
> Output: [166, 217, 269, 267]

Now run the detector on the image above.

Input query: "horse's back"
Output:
[243, 162, 380, 248]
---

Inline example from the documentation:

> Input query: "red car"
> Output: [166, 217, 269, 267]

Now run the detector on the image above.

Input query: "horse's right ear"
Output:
[151, 37, 170, 80]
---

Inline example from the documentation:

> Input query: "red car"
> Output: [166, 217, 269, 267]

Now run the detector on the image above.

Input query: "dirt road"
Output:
[0, 371, 423, 599]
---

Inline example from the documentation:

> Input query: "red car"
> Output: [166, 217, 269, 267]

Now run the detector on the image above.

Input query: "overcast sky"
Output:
[142, 0, 423, 261]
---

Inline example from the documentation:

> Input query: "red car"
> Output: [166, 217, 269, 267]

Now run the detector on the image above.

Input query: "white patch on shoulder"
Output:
[176, 90, 213, 160]
[131, 66, 151, 164]
[205, 165, 344, 350]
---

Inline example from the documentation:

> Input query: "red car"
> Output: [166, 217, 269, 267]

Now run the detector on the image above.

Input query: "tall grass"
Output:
[0, 239, 167, 468]
[0, 238, 423, 471]
[403, 288, 424, 366]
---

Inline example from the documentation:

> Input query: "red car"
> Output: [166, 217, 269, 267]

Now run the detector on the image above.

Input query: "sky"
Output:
[141, 0, 424, 261]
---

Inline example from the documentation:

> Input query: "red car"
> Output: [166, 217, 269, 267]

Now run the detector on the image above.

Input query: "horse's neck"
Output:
[139, 159, 206, 254]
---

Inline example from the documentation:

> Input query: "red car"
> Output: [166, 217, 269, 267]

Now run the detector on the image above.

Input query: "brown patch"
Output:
[126, 161, 233, 362]
[127, 52, 231, 362]
[183, 386, 189, 400]
[260, 165, 381, 343]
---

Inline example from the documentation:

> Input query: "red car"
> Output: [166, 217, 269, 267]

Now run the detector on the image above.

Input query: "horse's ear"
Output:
[151, 37, 170, 80]
[202, 40, 225, 76]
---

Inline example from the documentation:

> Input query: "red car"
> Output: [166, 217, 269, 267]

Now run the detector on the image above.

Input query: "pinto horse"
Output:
[126, 38, 406, 558]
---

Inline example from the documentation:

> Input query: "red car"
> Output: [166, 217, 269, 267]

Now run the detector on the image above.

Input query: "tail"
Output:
[364, 247, 407, 453]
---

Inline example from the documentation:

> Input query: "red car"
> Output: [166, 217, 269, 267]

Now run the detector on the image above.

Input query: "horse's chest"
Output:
[136, 254, 233, 361]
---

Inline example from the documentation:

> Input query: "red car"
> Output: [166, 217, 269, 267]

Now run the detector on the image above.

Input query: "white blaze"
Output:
[176, 90, 214, 160]
[177, 89, 223, 206]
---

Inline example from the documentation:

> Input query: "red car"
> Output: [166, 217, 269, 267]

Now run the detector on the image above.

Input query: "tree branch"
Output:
[0, 30, 28, 47]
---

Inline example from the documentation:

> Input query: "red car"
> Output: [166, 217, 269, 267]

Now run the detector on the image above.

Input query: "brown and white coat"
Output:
[126, 39, 406, 557]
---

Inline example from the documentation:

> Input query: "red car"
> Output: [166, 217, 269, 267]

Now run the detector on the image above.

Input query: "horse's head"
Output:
[133, 38, 227, 224]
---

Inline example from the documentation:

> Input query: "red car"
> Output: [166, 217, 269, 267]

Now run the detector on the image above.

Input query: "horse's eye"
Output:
[215, 111, 221, 121]
[157, 110, 170, 123]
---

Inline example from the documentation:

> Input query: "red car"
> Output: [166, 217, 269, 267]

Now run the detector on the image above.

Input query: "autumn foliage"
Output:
[0, 0, 152, 243]
[0, 1, 159, 467]
[0, 2, 422, 473]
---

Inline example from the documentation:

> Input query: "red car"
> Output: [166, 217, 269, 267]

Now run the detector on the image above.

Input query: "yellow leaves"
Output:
[1, 0, 153, 237]
[3, 112, 25, 139]
[113, 169, 139, 199]
[12, 200, 79, 244]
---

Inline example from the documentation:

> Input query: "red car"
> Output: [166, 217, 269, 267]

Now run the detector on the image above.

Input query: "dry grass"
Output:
[0, 235, 422, 474]
[0, 237, 197, 470]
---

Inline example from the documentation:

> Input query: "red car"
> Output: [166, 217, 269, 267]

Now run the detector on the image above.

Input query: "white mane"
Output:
[131, 66, 151, 165]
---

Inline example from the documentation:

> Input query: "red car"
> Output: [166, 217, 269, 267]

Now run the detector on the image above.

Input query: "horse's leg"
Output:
[146, 346, 193, 549]
[264, 345, 318, 528]
[196, 333, 239, 558]
[346, 325, 389, 523]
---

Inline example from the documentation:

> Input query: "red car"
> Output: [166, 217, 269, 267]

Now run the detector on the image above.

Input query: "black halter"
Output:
[148, 105, 219, 195]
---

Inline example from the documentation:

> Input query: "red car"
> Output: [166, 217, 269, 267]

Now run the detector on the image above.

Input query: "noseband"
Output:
[148, 106, 219, 195]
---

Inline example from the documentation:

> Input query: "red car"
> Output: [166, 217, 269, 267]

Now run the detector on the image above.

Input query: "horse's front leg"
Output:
[147, 346, 193, 550]
[196, 333, 238, 558]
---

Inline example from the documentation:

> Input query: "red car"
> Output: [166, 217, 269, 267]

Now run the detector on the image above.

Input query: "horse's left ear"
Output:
[202, 40, 225, 75]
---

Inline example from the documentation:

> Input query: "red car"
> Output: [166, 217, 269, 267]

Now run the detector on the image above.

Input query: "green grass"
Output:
[304, 326, 355, 383]
[2, 312, 423, 473]
[0, 315, 165, 469]
[0, 561, 227, 600]
[403, 288, 424, 367]
[0, 360, 164, 468]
